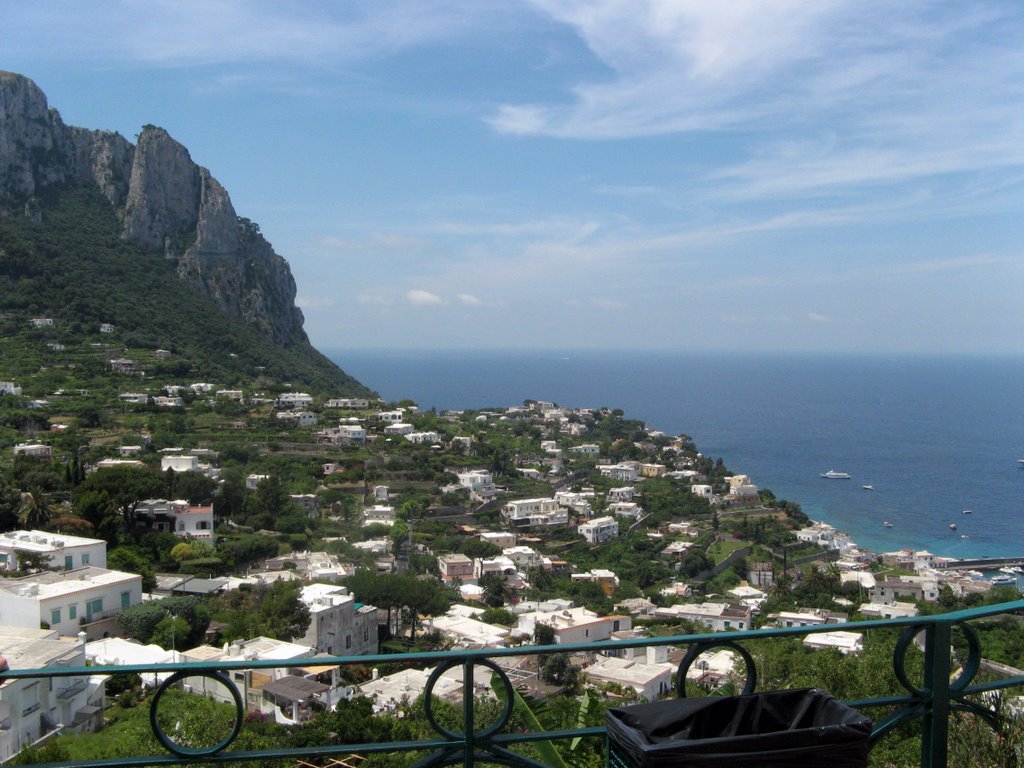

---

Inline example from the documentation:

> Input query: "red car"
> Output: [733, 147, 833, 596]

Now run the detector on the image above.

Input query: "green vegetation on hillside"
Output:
[0, 183, 370, 396]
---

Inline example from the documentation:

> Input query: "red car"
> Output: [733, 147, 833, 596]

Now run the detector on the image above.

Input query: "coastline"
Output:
[327, 348, 1024, 561]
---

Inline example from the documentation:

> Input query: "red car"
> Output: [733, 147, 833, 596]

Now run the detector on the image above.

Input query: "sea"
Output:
[326, 349, 1024, 561]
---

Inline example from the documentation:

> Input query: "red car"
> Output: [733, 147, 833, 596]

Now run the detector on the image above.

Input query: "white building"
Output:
[427, 605, 511, 648]
[161, 454, 199, 473]
[653, 602, 752, 632]
[502, 546, 548, 571]
[607, 501, 642, 519]
[586, 649, 674, 702]
[516, 606, 631, 645]
[363, 505, 396, 527]
[0, 567, 143, 640]
[0, 531, 107, 572]
[598, 463, 639, 482]
[276, 410, 318, 427]
[0, 627, 102, 762]
[277, 392, 313, 408]
[405, 431, 440, 444]
[456, 469, 493, 492]
[174, 505, 214, 539]
[570, 443, 601, 455]
[12, 443, 52, 461]
[803, 631, 864, 654]
[578, 516, 619, 544]
[383, 422, 414, 436]
[0, 381, 23, 396]
[325, 398, 370, 409]
[502, 498, 568, 529]
[298, 584, 378, 657]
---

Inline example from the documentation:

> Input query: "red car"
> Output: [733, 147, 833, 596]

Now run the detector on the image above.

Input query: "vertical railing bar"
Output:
[463, 658, 475, 768]
[920, 621, 952, 768]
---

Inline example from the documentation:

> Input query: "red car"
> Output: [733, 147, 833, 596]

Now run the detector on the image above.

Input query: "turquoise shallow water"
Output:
[328, 349, 1024, 560]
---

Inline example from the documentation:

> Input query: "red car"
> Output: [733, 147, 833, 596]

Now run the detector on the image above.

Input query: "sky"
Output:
[4, 1, 1024, 354]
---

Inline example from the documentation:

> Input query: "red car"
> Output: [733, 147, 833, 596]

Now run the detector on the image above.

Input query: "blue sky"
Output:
[4, 1, 1024, 354]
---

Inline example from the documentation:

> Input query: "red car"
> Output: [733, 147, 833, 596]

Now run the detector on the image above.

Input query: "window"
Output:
[86, 598, 103, 618]
[120, 591, 131, 609]
[345, 635, 352, 649]
[69, 605, 77, 620]
[81, 554, 90, 565]
[64, 555, 73, 570]
[51, 608, 61, 625]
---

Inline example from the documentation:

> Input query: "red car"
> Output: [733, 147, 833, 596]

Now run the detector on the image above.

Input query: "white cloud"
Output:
[457, 293, 483, 306]
[295, 296, 336, 310]
[808, 312, 830, 323]
[407, 289, 444, 306]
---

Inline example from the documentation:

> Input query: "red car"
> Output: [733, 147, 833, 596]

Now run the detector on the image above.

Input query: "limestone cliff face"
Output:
[0, 72, 307, 346]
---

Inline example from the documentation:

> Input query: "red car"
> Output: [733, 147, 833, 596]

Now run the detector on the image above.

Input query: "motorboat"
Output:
[949, 523, 957, 531]
[820, 469, 851, 479]
[862, 484, 874, 491]
[883, 521, 894, 528]
[961, 509, 973, 515]
[990, 574, 1016, 586]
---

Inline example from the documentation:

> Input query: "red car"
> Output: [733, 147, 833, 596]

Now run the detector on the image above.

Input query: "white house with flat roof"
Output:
[578, 516, 619, 544]
[0, 566, 143, 640]
[502, 498, 568, 529]
[586, 651, 674, 702]
[0, 530, 106, 572]
[515, 606, 631, 645]
[654, 602, 752, 632]
[0, 627, 102, 762]
[803, 631, 864, 654]
[298, 583, 378, 657]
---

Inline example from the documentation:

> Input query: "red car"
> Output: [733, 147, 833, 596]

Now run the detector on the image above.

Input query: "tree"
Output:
[108, 546, 157, 592]
[75, 466, 165, 539]
[479, 573, 510, 608]
[17, 489, 56, 529]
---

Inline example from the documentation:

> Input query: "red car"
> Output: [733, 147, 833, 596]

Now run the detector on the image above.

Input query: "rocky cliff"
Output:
[0, 72, 305, 346]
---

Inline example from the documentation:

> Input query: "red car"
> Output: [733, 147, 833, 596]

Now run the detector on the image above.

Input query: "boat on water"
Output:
[1018, 459, 1024, 466]
[999, 566, 1024, 574]
[991, 574, 1016, 586]
[960, 534, 971, 540]
[820, 469, 851, 479]
[949, 523, 957, 531]
[961, 508, 973, 515]
[862, 484, 874, 491]
[883, 521, 894, 528]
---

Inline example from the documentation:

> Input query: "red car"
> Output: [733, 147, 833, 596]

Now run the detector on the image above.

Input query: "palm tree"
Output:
[17, 489, 56, 530]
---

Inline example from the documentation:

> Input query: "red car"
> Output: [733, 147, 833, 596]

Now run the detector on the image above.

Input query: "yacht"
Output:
[862, 484, 874, 491]
[883, 521, 894, 528]
[820, 469, 851, 479]
[949, 523, 957, 531]
[990, 574, 1016, 586]
[961, 508, 973, 515]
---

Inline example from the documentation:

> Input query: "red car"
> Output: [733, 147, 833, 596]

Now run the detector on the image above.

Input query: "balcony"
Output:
[4, 598, 1024, 768]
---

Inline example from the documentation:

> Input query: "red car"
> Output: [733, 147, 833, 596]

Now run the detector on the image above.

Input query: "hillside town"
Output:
[0, 341, 1018, 763]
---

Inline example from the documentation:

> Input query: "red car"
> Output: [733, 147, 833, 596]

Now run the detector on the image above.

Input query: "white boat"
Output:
[820, 469, 851, 479]
[883, 521, 894, 528]
[1018, 459, 1024, 466]
[949, 523, 957, 531]
[862, 484, 874, 491]
[990, 574, 1016, 586]
[961, 508, 972, 515]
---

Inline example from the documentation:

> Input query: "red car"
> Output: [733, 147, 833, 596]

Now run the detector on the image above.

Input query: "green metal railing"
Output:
[4, 598, 1024, 768]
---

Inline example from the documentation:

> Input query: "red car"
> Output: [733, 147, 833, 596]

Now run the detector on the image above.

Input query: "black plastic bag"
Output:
[607, 688, 871, 767]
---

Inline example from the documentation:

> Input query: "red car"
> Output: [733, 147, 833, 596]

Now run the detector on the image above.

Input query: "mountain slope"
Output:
[0, 71, 369, 395]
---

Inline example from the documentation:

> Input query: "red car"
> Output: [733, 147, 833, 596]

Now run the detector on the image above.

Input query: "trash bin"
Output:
[606, 688, 871, 768]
